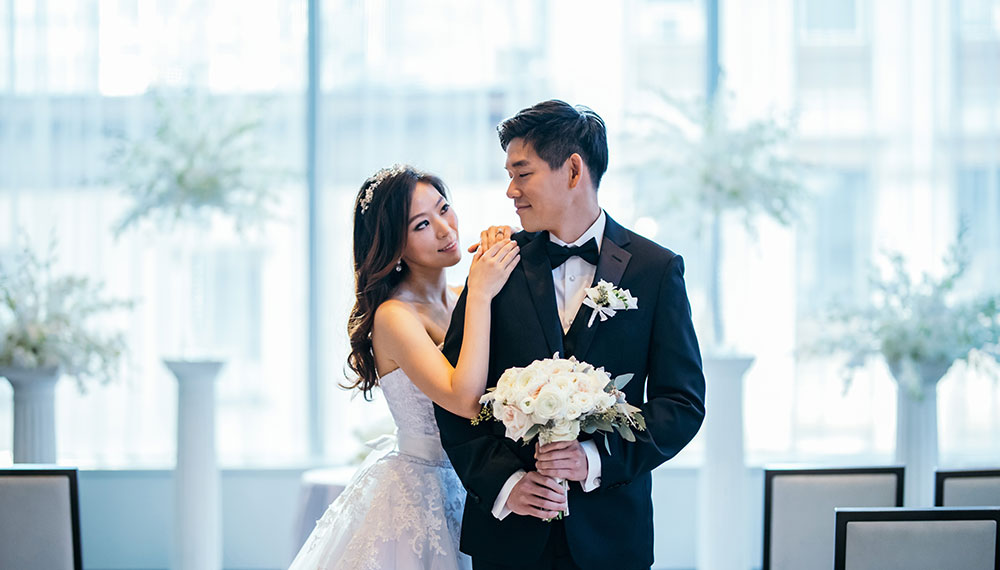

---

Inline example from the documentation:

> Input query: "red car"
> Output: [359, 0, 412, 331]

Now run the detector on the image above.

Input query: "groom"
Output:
[435, 100, 706, 570]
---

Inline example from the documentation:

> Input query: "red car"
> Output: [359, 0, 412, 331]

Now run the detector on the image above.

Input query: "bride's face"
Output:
[400, 182, 461, 269]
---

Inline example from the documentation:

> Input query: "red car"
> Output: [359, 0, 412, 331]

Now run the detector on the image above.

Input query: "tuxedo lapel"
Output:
[564, 214, 632, 360]
[517, 232, 565, 357]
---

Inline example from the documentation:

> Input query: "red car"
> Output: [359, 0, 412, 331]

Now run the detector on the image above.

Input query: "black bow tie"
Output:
[546, 237, 599, 268]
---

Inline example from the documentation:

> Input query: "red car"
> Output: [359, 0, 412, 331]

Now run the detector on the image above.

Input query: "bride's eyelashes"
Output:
[411, 204, 451, 232]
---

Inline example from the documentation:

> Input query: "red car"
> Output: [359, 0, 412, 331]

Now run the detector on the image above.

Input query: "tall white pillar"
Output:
[165, 359, 224, 570]
[697, 354, 754, 570]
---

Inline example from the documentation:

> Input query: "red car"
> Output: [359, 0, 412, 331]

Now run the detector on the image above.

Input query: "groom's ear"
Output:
[567, 153, 583, 189]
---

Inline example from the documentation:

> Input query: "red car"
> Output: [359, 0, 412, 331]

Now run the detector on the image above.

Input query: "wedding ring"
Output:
[496, 229, 504, 237]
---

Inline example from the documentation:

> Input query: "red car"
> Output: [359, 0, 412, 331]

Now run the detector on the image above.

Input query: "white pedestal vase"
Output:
[890, 360, 949, 507]
[0, 366, 61, 464]
[697, 354, 754, 570]
[165, 359, 224, 570]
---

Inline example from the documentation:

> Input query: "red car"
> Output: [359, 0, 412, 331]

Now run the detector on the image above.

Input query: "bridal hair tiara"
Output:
[359, 164, 408, 214]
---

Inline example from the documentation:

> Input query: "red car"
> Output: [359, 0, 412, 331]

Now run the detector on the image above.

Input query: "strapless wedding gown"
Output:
[288, 368, 472, 570]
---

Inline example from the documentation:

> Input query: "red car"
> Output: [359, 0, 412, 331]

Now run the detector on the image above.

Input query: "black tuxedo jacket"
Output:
[434, 213, 705, 569]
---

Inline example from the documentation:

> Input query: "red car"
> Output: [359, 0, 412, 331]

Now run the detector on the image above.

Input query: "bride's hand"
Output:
[467, 225, 519, 253]
[467, 240, 520, 302]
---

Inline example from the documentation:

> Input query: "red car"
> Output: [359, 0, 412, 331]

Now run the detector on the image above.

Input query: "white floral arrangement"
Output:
[475, 355, 645, 449]
[0, 241, 132, 391]
[109, 91, 287, 237]
[582, 280, 638, 327]
[811, 231, 1000, 398]
[475, 355, 646, 519]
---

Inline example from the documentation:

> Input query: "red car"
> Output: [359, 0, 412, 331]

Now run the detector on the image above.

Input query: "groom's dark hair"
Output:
[497, 99, 609, 189]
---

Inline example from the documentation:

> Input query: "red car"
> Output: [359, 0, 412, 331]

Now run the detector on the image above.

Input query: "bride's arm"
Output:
[373, 240, 519, 418]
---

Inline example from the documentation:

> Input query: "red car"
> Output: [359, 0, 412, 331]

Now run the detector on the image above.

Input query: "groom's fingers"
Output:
[535, 441, 588, 481]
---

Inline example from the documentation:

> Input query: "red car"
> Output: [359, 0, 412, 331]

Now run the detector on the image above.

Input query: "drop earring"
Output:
[395, 260, 402, 272]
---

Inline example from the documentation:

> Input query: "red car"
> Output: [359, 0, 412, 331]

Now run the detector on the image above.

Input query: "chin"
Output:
[517, 215, 540, 233]
[446, 252, 462, 266]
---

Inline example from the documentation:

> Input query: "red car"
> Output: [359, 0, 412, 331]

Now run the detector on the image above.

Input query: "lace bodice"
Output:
[379, 367, 441, 438]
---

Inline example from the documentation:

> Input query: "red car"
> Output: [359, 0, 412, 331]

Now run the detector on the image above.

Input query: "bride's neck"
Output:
[396, 266, 449, 306]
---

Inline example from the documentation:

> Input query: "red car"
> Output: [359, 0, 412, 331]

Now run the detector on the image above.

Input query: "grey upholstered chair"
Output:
[762, 466, 904, 570]
[936, 468, 1000, 507]
[0, 467, 82, 570]
[834, 507, 1000, 570]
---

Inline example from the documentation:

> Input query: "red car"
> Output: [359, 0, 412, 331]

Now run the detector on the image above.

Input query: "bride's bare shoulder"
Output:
[374, 298, 421, 327]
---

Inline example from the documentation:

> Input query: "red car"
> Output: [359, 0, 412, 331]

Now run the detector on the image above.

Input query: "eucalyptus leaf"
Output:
[523, 424, 541, 442]
[613, 373, 634, 390]
[615, 424, 636, 442]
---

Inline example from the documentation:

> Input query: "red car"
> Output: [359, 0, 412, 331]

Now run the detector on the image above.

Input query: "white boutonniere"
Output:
[582, 280, 638, 327]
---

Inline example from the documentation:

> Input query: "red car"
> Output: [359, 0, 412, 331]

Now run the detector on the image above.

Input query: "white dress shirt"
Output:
[491, 211, 606, 520]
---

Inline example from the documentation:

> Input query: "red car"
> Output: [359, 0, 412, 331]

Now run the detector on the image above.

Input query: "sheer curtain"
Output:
[0, 0, 308, 467]
[722, 0, 1000, 464]
[2, 0, 997, 469]
[313, 0, 709, 463]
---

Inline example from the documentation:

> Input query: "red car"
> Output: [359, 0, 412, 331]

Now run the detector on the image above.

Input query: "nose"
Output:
[433, 217, 451, 238]
[506, 179, 519, 199]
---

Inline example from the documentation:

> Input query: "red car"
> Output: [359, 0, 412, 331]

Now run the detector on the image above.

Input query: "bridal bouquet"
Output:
[474, 355, 646, 518]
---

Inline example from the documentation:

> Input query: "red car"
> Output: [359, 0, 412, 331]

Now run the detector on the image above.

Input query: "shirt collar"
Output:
[548, 210, 606, 252]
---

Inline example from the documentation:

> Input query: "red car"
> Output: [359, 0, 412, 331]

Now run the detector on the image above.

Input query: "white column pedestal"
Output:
[896, 387, 938, 507]
[165, 359, 224, 570]
[697, 354, 754, 570]
[1, 366, 61, 464]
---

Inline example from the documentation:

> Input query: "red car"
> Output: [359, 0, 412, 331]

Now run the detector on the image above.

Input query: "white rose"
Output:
[569, 390, 595, 413]
[500, 404, 534, 442]
[533, 385, 569, 421]
[592, 392, 616, 411]
[544, 419, 581, 443]
[565, 402, 583, 420]
[523, 375, 547, 399]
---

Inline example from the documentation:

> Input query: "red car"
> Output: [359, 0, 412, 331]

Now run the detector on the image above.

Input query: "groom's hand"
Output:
[534, 440, 589, 482]
[506, 471, 568, 520]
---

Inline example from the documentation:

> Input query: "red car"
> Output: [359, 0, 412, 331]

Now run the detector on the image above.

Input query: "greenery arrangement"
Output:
[815, 231, 1000, 399]
[0, 239, 132, 391]
[109, 91, 285, 237]
[627, 89, 807, 347]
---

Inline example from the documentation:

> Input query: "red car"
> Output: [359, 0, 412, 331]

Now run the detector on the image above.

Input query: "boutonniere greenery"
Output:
[582, 280, 639, 327]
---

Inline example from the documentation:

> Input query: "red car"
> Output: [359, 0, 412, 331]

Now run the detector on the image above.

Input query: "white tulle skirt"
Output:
[288, 433, 472, 570]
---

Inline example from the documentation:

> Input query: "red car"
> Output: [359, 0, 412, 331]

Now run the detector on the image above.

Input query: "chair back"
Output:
[763, 466, 904, 570]
[936, 469, 1000, 507]
[0, 467, 82, 570]
[834, 507, 1000, 570]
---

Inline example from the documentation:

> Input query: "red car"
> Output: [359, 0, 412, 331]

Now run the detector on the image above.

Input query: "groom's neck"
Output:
[548, 203, 601, 244]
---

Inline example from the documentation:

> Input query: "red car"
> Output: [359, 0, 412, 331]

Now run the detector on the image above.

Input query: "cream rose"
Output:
[544, 419, 581, 443]
[533, 385, 569, 421]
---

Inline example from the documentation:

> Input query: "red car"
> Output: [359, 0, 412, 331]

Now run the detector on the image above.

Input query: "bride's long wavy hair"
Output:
[345, 165, 449, 400]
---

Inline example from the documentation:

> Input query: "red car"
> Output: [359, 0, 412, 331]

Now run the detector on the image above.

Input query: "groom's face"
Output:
[504, 138, 569, 233]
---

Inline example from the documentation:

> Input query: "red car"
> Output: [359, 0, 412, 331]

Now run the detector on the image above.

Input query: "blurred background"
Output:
[1, 0, 999, 568]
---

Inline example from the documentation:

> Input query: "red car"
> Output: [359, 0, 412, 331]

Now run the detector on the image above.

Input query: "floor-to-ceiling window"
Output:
[2, 0, 998, 470]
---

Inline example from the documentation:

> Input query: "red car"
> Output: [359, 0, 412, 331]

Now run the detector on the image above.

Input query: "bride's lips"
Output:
[438, 241, 457, 253]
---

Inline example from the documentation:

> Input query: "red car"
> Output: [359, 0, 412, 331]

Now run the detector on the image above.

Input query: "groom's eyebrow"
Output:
[408, 196, 445, 223]
[508, 159, 529, 169]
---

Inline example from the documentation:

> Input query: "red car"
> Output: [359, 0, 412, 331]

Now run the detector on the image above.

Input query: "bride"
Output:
[288, 165, 523, 570]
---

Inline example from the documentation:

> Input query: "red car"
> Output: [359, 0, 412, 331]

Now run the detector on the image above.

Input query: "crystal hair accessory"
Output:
[359, 164, 408, 214]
